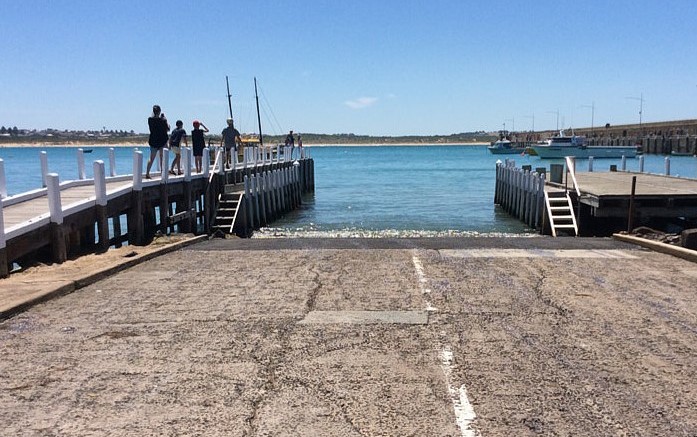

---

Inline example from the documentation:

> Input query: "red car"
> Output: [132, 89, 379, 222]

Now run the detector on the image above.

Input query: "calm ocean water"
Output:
[2, 145, 697, 237]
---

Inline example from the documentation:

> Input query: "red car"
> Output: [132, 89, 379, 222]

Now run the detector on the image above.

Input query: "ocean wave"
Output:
[251, 227, 540, 239]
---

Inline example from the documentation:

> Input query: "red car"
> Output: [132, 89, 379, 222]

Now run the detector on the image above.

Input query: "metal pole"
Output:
[627, 176, 637, 232]
[255, 77, 264, 146]
[226, 76, 234, 120]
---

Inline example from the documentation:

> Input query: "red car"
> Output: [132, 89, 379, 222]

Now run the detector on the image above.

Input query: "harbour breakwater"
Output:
[513, 119, 697, 156]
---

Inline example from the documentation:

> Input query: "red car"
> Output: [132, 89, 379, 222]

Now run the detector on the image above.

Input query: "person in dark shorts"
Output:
[220, 118, 241, 169]
[168, 120, 187, 175]
[191, 120, 209, 173]
[146, 105, 169, 179]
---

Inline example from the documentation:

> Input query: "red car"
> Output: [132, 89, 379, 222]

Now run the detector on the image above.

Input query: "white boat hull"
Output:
[531, 145, 638, 159]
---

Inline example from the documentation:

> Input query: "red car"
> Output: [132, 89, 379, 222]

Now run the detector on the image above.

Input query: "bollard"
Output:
[549, 164, 564, 183]
[93, 161, 107, 206]
[77, 148, 86, 179]
[0, 194, 6, 277]
[162, 148, 170, 183]
[203, 147, 210, 178]
[109, 148, 116, 177]
[244, 175, 253, 230]
[93, 161, 110, 250]
[47, 174, 63, 224]
[639, 155, 644, 173]
[217, 149, 225, 175]
[184, 147, 192, 181]
[132, 150, 143, 190]
[665, 156, 671, 176]
[46, 173, 67, 263]
[588, 157, 594, 172]
[40, 151, 49, 188]
[621, 155, 626, 171]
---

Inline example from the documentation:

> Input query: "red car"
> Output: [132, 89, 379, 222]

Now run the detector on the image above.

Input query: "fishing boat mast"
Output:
[225, 76, 236, 130]
[254, 77, 264, 146]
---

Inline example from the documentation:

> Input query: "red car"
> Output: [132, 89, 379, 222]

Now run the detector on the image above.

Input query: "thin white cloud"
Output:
[344, 96, 378, 109]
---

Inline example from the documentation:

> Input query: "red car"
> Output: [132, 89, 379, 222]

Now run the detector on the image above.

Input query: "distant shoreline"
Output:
[0, 141, 490, 149]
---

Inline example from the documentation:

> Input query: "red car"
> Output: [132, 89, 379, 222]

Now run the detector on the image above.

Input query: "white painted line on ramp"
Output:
[440, 249, 638, 259]
[441, 345, 480, 437]
[412, 251, 480, 436]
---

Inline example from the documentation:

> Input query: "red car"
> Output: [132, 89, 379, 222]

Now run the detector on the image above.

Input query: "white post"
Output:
[77, 148, 86, 180]
[588, 157, 593, 172]
[184, 147, 192, 181]
[0, 159, 6, 198]
[162, 148, 170, 184]
[639, 155, 645, 173]
[252, 174, 260, 226]
[132, 150, 143, 191]
[0, 196, 5, 251]
[40, 151, 49, 188]
[109, 147, 116, 177]
[621, 155, 626, 171]
[216, 149, 225, 175]
[203, 147, 210, 178]
[665, 156, 671, 176]
[93, 161, 107, 206]
[46, 173, 63, 224]
[244, 175, 253, 228]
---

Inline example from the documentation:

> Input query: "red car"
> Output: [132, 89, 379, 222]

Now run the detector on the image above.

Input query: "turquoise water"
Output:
[2, 145, 697, 236]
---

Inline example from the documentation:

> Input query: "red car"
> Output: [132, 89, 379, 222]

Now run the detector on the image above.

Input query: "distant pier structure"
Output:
[520, 119, 697, 156]
[0, 145, 315, 277]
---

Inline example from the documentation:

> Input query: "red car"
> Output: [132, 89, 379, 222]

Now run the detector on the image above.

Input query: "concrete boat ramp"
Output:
[2, 236, 697, 435]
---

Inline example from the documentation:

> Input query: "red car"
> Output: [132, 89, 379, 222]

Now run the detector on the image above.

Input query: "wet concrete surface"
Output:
[1, 237, 696, 436]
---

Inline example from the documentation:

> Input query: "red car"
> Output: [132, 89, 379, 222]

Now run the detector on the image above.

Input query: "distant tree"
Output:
[11, 126, 19, 136]
[0, 126, 6, 134]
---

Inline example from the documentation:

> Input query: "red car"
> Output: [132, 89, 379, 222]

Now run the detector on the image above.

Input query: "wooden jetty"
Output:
[495, 157, 697, 237]
[0, 145, 315, 277]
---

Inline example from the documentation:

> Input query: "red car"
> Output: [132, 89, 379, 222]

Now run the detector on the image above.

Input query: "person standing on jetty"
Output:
[221, 117, 241, 169]
[297, 133, 303, 158]
[191, 120, 209, 173]
[285, 129, 295, 158]
[168, 120, 187, 175]
[146, 105, 169, 179]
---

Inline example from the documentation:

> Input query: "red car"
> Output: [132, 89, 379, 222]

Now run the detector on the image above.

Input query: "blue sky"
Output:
[2, 0, 697, 136]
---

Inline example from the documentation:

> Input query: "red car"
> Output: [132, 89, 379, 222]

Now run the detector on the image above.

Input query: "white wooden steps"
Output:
[544, 190, 578, 237]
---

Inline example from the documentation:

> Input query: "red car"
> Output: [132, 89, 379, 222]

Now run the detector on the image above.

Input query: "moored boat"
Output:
[487, 130, 527, 155]
[531, 131, 638, 159]
[487, 139, 527, 155]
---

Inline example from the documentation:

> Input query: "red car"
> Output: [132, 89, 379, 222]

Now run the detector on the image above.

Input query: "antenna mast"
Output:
[254, 77, 264, 146]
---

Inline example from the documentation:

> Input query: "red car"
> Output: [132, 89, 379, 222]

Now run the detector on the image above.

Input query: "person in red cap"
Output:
[191, 120, 209, 173]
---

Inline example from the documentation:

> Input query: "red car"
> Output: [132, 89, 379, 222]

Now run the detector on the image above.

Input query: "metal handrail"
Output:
[564, 156, 581, 196]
